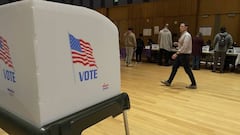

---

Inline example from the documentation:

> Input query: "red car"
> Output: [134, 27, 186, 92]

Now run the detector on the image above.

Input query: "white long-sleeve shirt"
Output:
[177, 31, 192, 54]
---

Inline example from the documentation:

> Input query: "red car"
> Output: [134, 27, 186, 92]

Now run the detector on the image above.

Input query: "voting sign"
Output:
[0, 0, 120, 128]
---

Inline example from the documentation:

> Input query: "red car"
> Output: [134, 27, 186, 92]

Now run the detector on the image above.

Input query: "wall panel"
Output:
[197, 15, 215, 42]
[108, 6, 129, 20]
[198, 0, 240, 44]
[220, 14, 240, 44]
[199, 0, 240, 14]
[118, 20, 129, 47]
[179, 0, 198, 16]
[162, 0, 180, 16]
[141, 2, 155, 18]
[128, 4, 143, 19]
[96, 0, 240, 44]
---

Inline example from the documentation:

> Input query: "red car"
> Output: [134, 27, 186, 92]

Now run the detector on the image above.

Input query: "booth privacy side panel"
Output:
[0, 1, 41, 127]
[0, 0, 120, 128]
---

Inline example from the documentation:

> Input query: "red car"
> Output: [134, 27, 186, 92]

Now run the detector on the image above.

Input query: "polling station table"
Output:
[201, 48, 240, 71]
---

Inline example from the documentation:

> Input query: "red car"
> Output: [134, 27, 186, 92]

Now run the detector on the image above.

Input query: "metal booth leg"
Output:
[123, 110, 130, 135]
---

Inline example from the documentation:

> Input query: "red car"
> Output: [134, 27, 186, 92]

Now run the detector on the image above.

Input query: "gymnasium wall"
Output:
[96, 0, 240, 47]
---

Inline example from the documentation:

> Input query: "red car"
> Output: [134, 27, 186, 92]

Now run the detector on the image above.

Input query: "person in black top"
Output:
[136, 33, 145, 62]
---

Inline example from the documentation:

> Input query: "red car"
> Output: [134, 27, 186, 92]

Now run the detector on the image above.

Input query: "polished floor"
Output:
[1, 61, 240, 135]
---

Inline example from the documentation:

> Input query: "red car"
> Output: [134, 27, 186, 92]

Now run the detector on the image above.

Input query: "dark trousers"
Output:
[136, 48, 143, 62]
[167, 54, 196, 85]
[213, 51, 226, 72]
[192, 55, 201, 69]
[158, 49, 170, 65]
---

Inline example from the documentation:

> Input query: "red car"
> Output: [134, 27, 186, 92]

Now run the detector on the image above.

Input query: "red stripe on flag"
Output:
[0, 36, 14, 68]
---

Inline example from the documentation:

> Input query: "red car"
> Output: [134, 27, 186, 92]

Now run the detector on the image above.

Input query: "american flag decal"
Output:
[0, 36, 14, 68]
[69, 34, 97, 68]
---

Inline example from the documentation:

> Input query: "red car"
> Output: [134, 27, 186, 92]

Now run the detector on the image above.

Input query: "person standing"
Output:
[136, 33, 145, 63]
[161, 22, 197, 89]
[158, 24, 172, 66]
[212, 27, 233, 73]
[192, 32, 204, 70]
[124, 28, 137, 66]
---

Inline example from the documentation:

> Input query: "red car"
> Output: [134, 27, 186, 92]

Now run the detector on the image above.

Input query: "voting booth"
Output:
[0, 0, 130, 134]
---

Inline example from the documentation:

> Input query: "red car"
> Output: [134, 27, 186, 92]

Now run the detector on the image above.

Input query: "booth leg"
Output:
[123, 110, 130, 135]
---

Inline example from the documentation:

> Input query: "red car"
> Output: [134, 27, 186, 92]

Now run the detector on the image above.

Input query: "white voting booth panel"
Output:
[0, 0, 120, 128]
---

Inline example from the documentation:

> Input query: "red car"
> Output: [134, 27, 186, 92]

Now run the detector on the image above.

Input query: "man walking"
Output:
[161, 22, 197, 89]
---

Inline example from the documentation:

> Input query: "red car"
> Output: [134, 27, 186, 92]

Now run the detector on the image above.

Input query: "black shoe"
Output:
[161, 80, 170, 86]
[186, 85, 197, 89]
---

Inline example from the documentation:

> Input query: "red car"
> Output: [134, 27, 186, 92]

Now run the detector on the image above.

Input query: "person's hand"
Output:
[173, 42, 178, 46]
[172, 53, 178, 60]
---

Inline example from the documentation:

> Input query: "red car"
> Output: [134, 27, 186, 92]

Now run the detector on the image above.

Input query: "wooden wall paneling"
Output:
[128, 4, 143, 19]
[139, 18, 153, 43]
[179, 0, 198, 16]
[189, 16, 197, 35]
[135, 19, 142, 38]
[152, 17, 164, 42]
[153, 0, 164, 17]
[162, 0, 180, 16]
[141, 2, 155, 18]
[97, 0, 240, 45]
[118, 20, 129, 48]
[220, 14, 240, 44]
[199, 0, 220, 14]
[108, 6, 129, 20]
[152, 17, 164, 28]
[223, 0, 240, 13]
[151, 1, 162, 18]
[197, 15, 215, 43]
[199, 0, 240, 15]
[128, 19, 140, 36]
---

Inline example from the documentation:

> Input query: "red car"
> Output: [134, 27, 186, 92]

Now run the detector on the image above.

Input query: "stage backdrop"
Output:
[0, 0, 120, 128]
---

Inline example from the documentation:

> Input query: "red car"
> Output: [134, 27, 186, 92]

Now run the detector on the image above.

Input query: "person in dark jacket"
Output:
[192, 32, 204, 70]
[136, 33, 145, 62]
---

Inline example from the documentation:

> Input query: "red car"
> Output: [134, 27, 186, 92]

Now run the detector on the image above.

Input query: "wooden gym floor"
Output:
[1, 60, 240, 135]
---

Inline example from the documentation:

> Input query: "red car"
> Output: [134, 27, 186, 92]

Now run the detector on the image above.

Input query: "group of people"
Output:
[124, 22, 233, 89]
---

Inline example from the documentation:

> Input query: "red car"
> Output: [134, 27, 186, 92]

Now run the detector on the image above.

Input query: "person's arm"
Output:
[228, 34, 233, 48]
[169, 32, 173, 47]
[201, 38, 205, 46]
[158, 32, 161, 45]
[133, 34, 137, 48]
[213, 34, 218, 48]
[142, 40, 145, 49]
